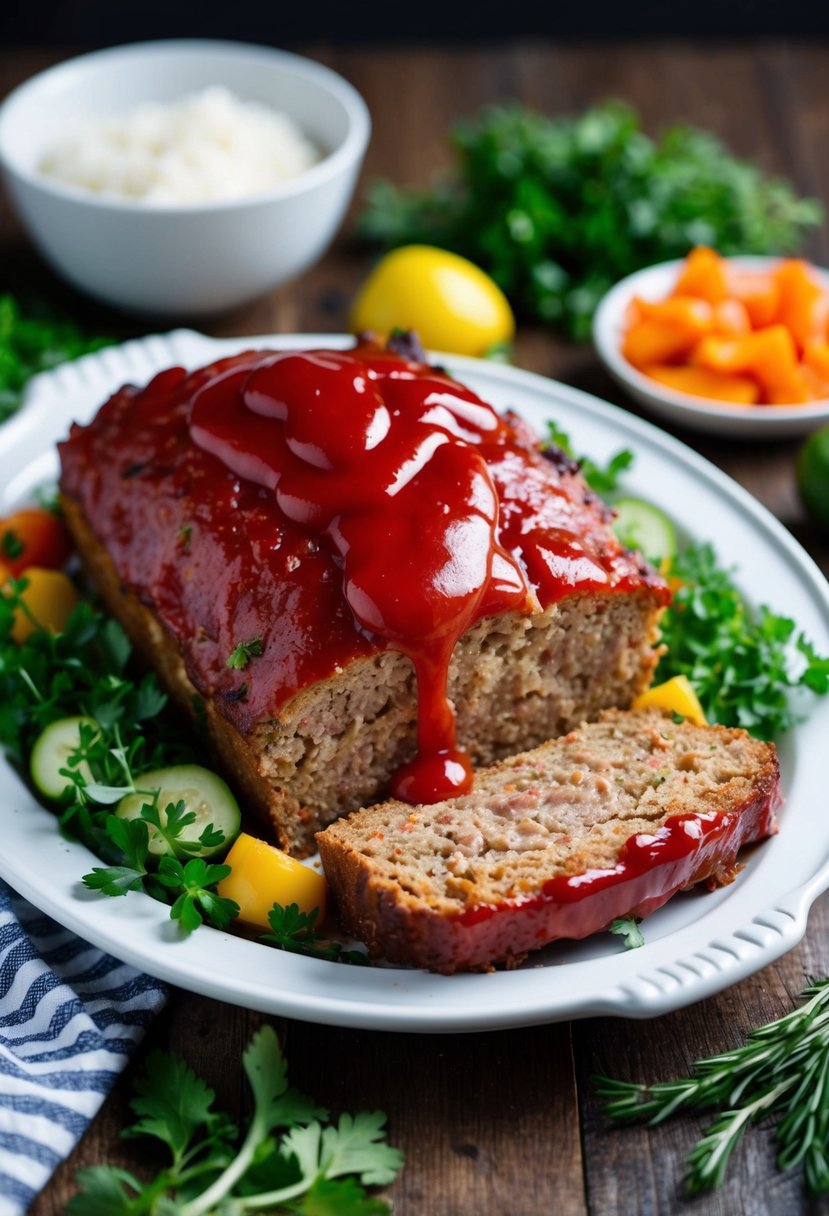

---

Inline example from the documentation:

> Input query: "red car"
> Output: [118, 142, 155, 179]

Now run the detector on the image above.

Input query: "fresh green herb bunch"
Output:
[657, 542, 829, 739]
[68, 1024, 404, 1215]
[0, 295, 112, 424]
[0, 583, 237, 932]
[358, 101, 822, 339]
[597, 978, 829, 1197]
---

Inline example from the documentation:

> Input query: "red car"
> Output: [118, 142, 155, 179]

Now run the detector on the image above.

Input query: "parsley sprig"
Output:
[68, 1025, 404, 1215]
[262, 903, 370, 965]
[545, 421, 634, 496]
[0, 585, 237, 933]
[0, 293, 112, 424]
[359, 101, 821, 340]
[657, 542, 829, 739]
[597, 978, 829, 1197]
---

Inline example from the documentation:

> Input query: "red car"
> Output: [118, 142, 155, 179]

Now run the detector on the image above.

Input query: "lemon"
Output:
[797, 425, 829, 530]
[350, 245, 515, 357]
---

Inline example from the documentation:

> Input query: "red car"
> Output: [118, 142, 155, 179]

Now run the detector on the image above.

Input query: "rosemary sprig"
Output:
[595, 978, 829, 1197]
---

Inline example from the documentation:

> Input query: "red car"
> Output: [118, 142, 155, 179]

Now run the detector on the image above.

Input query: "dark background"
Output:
[3, 0, 829, 44]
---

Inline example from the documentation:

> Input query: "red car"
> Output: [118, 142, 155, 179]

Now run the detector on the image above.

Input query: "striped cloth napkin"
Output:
[0, 880, 166, 1214]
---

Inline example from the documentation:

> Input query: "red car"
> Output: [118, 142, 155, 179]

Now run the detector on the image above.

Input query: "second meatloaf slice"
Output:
[317, 709, 780, 972]
[59, 340, 669, 855]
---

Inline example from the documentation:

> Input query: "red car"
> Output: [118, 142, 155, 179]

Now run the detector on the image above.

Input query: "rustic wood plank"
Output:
[575, 895, 829, 1216]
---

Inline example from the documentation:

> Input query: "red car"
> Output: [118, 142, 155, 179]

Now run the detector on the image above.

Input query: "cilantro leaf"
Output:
[126, 1050, 229, 1165]
[153, 856, 238, 933]
[609, 916, 645, 950]
[293, 1175, 392, 1216]
[1, 529, 24, 559]
[544, 422, 634, 496]
[262, 902, 370, 965]
[226, 637, 263, 670]
[319, 1112, 405, 1186]
[66, 1166, 145, 1215]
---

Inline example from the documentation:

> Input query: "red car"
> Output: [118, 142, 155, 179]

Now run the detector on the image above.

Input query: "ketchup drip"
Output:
[189, 348, 535, 801]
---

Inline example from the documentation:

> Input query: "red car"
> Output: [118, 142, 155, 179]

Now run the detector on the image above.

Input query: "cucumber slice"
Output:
[613, 497, 678, 565]
[115, 765, 241, 859]
[30, 715, 98, 801]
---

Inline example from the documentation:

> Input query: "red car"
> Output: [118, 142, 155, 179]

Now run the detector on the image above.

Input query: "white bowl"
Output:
[593, 256, 829, 440]
[0, 40, 371, 317]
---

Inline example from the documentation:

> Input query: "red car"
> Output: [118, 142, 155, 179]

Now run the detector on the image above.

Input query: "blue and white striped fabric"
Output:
[0, 880, 166, 1214]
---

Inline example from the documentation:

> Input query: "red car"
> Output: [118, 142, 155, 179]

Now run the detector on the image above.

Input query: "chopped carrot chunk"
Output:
[643, 364, 759, 404]
[623, 249, 829, 407]
[672, 247, 728, 303]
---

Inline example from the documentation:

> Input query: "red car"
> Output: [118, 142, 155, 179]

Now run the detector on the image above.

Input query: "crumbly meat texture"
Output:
[63, 495, 664, 855]
[317, 709, 780, 972]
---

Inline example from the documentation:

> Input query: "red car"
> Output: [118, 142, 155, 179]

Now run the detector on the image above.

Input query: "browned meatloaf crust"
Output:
[58, 346, 669, 856]
[316, 709, 781, 973]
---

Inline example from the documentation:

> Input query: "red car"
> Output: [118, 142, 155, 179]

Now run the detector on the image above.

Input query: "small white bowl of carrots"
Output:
[593, 248, 829, 438]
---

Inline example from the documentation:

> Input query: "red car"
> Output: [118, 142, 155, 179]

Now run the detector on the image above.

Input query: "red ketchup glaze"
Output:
[58, 341, 668, 804]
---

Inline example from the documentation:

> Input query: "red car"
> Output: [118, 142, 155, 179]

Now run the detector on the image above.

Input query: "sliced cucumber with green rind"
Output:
[30, 715, 98, 801]
[115, 764, 241, 859]
[613, 497, 678, 565]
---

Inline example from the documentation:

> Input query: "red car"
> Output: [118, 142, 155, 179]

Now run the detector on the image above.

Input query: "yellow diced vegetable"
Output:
[8, 567, 80, 643]
[632, 675, 708, 726]
[217, 832, 327, 930]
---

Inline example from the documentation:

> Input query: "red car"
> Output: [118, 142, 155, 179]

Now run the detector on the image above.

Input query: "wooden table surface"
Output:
[2, 39, 828, 1216]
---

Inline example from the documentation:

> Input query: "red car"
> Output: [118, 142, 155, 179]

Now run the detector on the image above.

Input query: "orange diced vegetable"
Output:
[623, 248, 829, 408]
[711, 299, 751, 337]
[0, 509, 71, 576]
[694, 326, 806, 404]
[728, 270, 780, 329]
[774, 260, 829, 353]
[672, 247, 728, 303]
[643, 364, 759, 405]
[622, 297, 713, 369]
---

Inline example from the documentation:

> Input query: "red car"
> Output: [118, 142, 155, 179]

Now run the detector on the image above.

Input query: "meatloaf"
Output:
[317, 709, 780, 972]
[59, 337, 670, 855]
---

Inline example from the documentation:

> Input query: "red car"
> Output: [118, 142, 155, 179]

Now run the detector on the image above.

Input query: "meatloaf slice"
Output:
[316, 709, 780, 972]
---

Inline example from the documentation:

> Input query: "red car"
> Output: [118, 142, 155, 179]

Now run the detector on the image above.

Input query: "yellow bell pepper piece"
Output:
[8, 567, 80, 643]
[632, 675, 708, 726]
[217, 832, 327, 930]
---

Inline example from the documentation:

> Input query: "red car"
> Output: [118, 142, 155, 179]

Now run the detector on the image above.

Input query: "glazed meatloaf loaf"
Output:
[59, 336, 670, 855]
[317, 708, 781, 972]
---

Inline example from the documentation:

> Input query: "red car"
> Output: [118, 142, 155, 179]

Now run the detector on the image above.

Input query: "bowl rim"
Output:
[0, 38, 372, 215]
[592, 254, 829, 424]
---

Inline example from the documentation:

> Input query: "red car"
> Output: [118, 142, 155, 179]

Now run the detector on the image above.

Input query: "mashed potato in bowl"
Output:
[38, 86, 320, 204]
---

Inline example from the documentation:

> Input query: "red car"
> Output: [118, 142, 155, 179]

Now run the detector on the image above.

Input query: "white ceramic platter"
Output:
[592, 256, 829, 439]
[1, 331, 828, 1033]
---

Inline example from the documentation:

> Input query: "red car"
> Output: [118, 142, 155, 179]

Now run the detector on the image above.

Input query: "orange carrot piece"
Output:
[672, 247, 728, 303]
[728, 269, 780, 329]
[711, 299, 751, 337]
[804, 342, 829, 380]
[800, 364, 829, 401]
[694, 325, 806, 405]
[643, 364, 759, 405]
[774, 259, 829, 352]
[622, 297, 713, 369]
